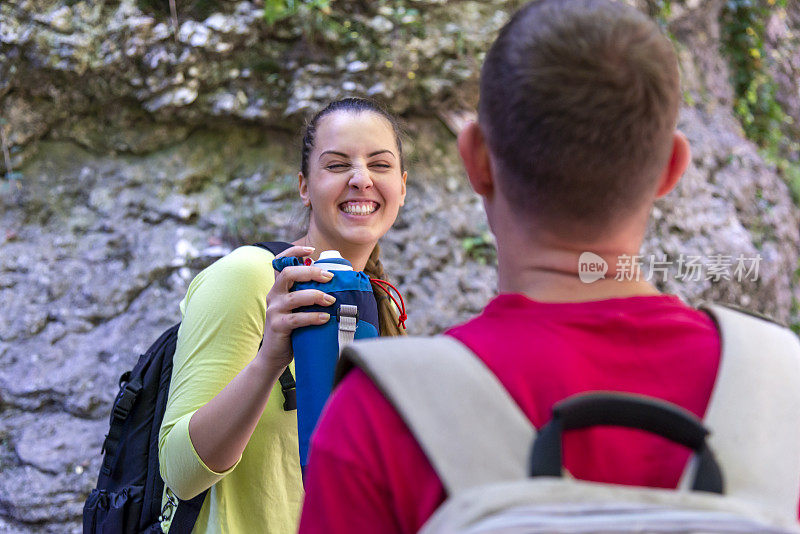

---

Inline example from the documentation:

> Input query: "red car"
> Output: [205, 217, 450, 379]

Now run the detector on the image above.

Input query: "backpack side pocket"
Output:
[83, 484, 144, 533]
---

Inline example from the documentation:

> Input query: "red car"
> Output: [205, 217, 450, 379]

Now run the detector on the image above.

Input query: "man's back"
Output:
[299, 294, 720, 533]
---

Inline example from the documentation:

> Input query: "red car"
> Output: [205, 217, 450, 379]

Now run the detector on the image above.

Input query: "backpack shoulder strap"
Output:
[169, 491, 207, 533]
[251, 241, 297, 410]
[336, 336, 536, 495]
[698, 303, 800, 521]
[251, 241, 293, 256]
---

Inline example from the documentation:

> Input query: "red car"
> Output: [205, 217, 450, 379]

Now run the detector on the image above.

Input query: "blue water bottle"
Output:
[272, 250, 379, 467]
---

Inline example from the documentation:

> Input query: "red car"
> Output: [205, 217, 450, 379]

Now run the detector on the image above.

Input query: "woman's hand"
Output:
[257, 246, 336, 373]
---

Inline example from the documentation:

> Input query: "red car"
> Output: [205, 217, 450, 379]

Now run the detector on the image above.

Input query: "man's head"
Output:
[461, 0, 687, 241]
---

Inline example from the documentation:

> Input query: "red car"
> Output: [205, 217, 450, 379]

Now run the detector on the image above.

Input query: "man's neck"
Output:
[495, 228, 660, 303]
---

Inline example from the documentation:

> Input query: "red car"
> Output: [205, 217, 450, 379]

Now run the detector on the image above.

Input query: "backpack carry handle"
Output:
[529, 392, 724, 494]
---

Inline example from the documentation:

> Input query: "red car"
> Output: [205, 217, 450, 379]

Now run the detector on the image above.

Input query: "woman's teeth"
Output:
[341, 202, 377, 215]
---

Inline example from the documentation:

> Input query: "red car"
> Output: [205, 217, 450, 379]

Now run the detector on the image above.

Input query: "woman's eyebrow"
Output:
[319, 150, 349, 160]
[368, 150, 395, 159]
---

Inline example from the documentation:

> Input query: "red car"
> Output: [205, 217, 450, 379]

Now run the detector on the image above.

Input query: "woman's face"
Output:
[300, 110, 407, 250]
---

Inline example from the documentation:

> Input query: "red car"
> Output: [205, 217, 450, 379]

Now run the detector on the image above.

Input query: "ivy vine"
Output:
[720, 0, 799, 199]
[262, 0, 425, 54]
[651, 1, 799, 200]
[262, 0, 332, 26]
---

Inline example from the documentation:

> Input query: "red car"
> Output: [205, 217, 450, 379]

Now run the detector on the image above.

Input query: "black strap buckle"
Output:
[278, 368, 296, 411]
[282, 388, 297, 412]
[112, 381, 142, 421]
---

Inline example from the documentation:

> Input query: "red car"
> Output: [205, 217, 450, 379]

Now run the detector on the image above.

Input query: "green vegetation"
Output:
[263, 0, 331, 25]
[262, 0, 426, 64]
[721, 0, 787, 148]
[650, 0, 799, 201]
[461, 232, 497, 266]
[719, 0, 800, 201]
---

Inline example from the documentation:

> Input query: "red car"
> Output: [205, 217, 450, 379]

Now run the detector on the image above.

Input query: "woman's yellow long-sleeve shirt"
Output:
[158, 245, 303, 533]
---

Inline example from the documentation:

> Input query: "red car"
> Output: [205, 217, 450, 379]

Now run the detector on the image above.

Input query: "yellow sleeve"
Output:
[158, 245, 277, 500]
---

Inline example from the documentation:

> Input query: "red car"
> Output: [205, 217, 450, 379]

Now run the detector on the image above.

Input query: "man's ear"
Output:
[655, 131, 691, 198]
[298, 172, 311, 207]
[457, 121, 494, 197]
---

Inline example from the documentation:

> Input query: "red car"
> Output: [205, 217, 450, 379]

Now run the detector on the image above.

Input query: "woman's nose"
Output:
[348, 165, 374, 189]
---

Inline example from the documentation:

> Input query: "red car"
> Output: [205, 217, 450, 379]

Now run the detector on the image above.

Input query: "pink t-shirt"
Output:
[299, 294, 745, 533]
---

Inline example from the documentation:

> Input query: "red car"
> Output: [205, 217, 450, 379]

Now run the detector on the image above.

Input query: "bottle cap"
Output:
[313, 250, 353, 271]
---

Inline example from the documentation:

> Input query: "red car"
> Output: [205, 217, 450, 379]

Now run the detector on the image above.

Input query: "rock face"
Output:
[1, 0, 798, 531]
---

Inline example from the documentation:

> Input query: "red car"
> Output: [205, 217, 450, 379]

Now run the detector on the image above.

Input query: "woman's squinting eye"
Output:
[325, 163, 348, 170]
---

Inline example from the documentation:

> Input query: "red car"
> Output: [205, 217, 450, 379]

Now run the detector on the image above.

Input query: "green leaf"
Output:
[263, 0, 295, 25]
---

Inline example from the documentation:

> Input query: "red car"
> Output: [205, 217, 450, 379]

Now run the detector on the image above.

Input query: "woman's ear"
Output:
[399, 170, 407, 207]
[457, 121, 494, 197]
[298, 172, 311, 207]
[655, 131, 691, 199]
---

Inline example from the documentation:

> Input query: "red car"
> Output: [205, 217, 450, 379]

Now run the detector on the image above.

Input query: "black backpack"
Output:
[83, 242, 297, 534]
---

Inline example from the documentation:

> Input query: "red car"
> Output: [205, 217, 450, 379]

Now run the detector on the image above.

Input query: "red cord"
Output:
[370, 278, 407, 329]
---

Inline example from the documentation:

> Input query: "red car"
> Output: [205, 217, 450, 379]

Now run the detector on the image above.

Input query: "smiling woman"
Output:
[156, 98, 409, 533]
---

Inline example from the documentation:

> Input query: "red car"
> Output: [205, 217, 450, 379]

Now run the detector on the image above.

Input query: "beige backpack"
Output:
[336, 304, 800, 533]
